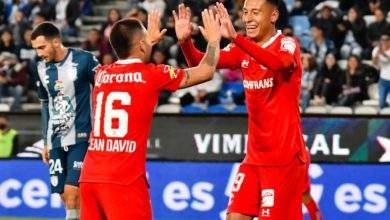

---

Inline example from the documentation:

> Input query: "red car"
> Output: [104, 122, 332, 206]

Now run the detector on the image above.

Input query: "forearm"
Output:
[180, 41, 220, 88]
[180, 40, 205, 67]
[41, 101, 49, 146]
[233, 34, 294, 72]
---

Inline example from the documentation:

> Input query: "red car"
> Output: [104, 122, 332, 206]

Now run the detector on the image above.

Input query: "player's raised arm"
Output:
[216, 2, 296, 74]
[178, 9, 220, 89]
[147, 10, 167, 46]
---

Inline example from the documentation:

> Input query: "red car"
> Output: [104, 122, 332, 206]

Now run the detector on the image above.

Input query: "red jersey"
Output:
[181, 31, 306, 166]
[79, 59, 184, 185]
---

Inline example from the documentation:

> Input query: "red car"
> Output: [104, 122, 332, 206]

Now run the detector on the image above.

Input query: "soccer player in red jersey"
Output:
[79, 10, 221, 220]
[175, 0, 307, 219]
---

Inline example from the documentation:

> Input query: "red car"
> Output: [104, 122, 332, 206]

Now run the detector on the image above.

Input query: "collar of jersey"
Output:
[116, 59, 142, 64]
[261, 30, 282, 48]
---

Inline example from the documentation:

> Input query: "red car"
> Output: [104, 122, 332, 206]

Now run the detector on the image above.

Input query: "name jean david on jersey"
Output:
[88, 138, 137, 153]
[94, 70, 146, 87]
[243, 77, 274, 90]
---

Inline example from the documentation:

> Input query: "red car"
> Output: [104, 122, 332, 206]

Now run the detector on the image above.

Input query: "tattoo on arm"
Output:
[184, 69, 190, 85]
[201, 41, 220, 67]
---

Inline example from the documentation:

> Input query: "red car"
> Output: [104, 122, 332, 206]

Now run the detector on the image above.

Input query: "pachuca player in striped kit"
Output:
[32, 22, 99, 220]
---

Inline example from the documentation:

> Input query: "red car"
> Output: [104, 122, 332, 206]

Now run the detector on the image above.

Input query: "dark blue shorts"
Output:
[49, 142, 88, 194]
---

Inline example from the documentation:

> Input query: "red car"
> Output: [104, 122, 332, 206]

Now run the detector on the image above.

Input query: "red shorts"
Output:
[80, 175, 152, 220]
[227, 155, 305, 219]
[303, 149, 311, 193]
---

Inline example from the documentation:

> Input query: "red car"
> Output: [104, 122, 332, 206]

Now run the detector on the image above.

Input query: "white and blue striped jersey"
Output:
[35, 48, 100, 149]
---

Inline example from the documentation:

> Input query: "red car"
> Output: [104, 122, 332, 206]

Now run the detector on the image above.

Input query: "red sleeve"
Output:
[150, 64, 184, 91]
[179, 40, 242, 70]
[233, 34, 297, 74]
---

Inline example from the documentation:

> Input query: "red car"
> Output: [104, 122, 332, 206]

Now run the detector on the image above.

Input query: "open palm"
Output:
[147, 10, 167, 45]
[216, 2, 237, 40]
[173, 4, 193, 42]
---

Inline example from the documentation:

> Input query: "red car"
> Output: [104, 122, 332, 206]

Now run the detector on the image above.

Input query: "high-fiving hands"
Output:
[198, 8, 221, 43]
[147, 10, 167, 46]
[215, 2, 238, 41]
[173, 4, 193, 43]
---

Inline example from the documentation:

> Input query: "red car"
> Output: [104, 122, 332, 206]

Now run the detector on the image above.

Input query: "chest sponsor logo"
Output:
[95, 70, 146, 87]
[243, 78, 274, 90]
[52, 93, 75, 133]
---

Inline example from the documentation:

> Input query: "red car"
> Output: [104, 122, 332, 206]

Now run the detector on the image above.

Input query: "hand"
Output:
[42, 145, 49, 165]
[216, 2, 237, 40]
[147, 10, 167, 46]
[199, 9, 221, 43]
[173, 4, 193, 43]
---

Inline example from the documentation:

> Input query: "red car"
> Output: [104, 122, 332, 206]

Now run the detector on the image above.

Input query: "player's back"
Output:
[80, 59, 184, 185]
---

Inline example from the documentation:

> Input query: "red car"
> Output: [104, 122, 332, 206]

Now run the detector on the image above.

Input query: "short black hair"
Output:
[267, 0, 280, 8]
[31, 22, 60, 41]
[109, 18, 144, 59]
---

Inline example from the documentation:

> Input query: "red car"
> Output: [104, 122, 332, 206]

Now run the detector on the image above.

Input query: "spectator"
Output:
[27, 0, 56, 21]
[372, 30, 390, 109]
[7, 0, 29, 25]
[142, 0, 166, 16]
[79, 0, 92, 16]
[0, 115, 19, 158]
[367, 8, 390, 49]
[369, 0, 390, 14]
[0, 28, 17, 55]
[312, 53, 343, 105]
[300, 53, 318, 110]
[81, 29, 111, 63]
[127, 7, 148, 27]
[340, 6, 367, 59]
[101, 8, 122, 41]
[173, 71, 223, 107]
[32, 11, 46, 28]
[309, 4, 343, 44]
[151, 47, 174, 105]
[17, 28, 38, 102]
[0, 29, 26, 110]
[102, 53, 114, 65]
[340, 0, 370, 15]
[0, 1, 6, 28]
[282, 25, 294, 37]
[290, 0, 320, 16]
[307, 24, 335, 66]
[338, 55, 368, 106]
[56, 0, 81, 37]
[10, 10, 30, 46]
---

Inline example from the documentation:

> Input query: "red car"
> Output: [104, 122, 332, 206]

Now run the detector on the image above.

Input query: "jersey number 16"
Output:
[93, 91, 131, 138]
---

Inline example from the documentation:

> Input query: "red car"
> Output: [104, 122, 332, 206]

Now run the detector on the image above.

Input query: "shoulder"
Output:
[279, 35, 298, 55]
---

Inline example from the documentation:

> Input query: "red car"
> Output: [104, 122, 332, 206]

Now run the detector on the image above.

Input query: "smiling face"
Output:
[242, 0, 279, 42]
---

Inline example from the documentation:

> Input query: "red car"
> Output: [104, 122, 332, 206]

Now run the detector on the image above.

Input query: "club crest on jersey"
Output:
[280, 37, 296, 55]
[54, 80, 64, 91]
[51, 176, 58, 187]
[261, 189, 275, 207]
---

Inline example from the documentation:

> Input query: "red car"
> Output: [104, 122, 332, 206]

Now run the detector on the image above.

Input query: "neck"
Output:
[1, 128, 9, 134]
[54, 46, 68, 62]
[255, 27, 277, 46]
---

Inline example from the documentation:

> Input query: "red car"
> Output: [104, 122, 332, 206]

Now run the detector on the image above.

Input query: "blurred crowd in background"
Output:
[0, 0, 389, 114]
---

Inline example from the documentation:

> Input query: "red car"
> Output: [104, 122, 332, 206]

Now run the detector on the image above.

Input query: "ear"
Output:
[52, 37, 61, 48]
[271, 9, 279, 24]
[139, 39, 146, 54]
